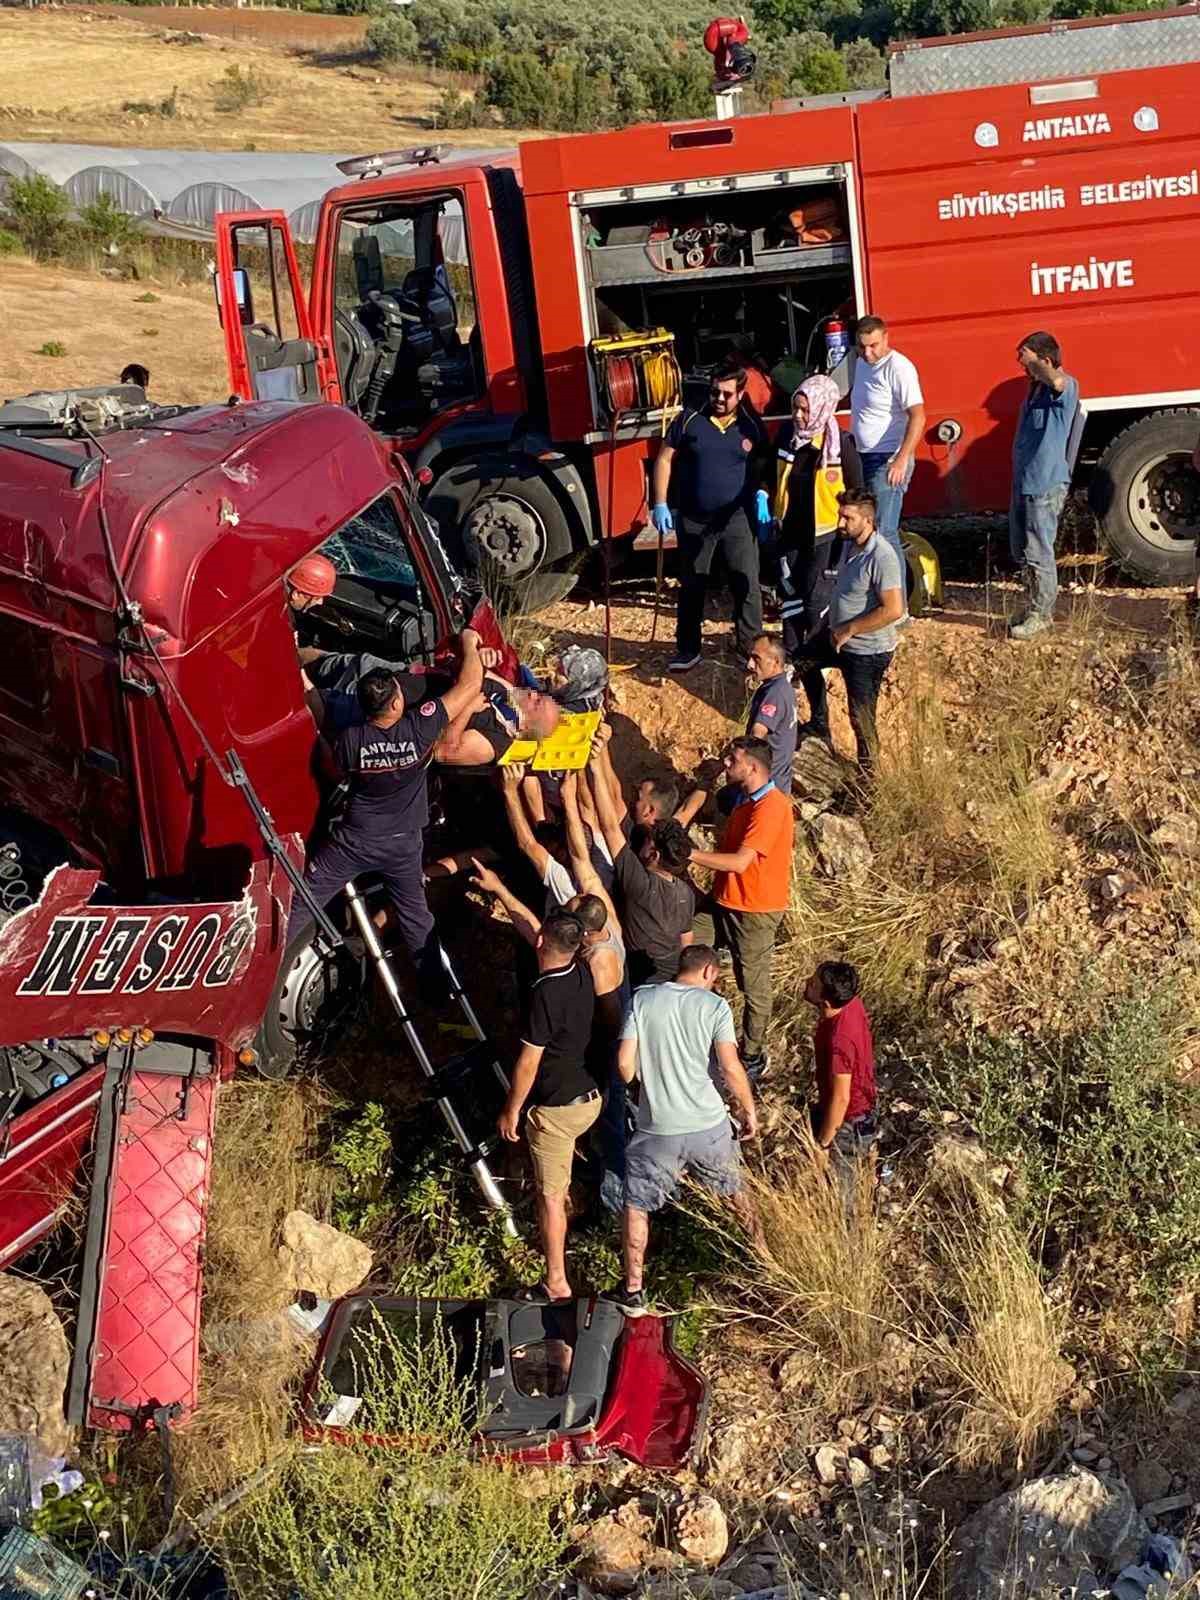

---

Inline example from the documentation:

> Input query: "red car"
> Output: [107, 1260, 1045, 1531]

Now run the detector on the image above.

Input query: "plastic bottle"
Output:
[824, 318, 850, 370]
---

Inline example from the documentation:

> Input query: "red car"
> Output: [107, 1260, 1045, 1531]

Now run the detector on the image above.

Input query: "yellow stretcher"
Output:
[497, 709, 602, 772]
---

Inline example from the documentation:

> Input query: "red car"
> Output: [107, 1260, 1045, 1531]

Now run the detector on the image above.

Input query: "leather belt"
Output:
[562, 1088, 601, 1107]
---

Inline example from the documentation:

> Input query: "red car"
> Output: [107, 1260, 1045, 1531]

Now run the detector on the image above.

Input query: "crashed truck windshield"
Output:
[322, 492, 420, 590]
[305, 490, 442, 662]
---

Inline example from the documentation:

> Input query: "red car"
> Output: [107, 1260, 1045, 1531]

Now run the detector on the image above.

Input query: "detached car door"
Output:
[214, 211, 338, 404]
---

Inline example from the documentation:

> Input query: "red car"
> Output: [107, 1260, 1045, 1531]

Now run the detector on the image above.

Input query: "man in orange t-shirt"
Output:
[689, 737, 794, 1077]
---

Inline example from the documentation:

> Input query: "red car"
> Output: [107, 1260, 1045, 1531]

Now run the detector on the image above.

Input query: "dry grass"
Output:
[721, 1154, 898, 1410]
[921, 1171, 1071, 1472]
[172, 1077, 333, 1505]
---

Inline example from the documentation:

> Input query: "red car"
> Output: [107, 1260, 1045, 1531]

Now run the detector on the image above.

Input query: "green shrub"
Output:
[329, 1101, 393, 1236]
[121, 84, 179, 117]
[434, 88, 480, 128]
[37, 341, 67, 358]
[366, 10, 419, 60]
[4, 173, 69, 260]
[921, 992, 1200, 1298]
[213, 64, 273, 114]
[0, 227, 21, 257]
[80, 192, 139, 253]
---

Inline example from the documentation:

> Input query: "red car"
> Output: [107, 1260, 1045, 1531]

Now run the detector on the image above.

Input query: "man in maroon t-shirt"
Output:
[805, 961, 878, 1176]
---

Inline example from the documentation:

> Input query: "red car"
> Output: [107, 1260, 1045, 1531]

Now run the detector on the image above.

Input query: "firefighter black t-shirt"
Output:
[336, 698, 448, 837]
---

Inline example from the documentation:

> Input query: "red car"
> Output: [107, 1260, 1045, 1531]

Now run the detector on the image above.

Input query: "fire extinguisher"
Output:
[823, 318, 851, 370]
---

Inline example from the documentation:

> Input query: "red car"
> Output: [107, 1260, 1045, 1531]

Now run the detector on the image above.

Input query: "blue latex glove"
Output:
[755, 488, 771, 526]
[651, 503, 674, 535]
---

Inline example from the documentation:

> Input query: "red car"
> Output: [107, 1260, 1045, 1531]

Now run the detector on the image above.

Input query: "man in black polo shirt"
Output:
[286, 631, 484, 982]
[498, 911, 598, 1302]
[651, 359, 769, 673]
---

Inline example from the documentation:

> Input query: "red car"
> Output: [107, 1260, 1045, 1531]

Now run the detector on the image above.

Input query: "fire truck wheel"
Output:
[256, 926, 365, 1079]
[1092, 410, 1200, 587]
[427, 459, 577, 609]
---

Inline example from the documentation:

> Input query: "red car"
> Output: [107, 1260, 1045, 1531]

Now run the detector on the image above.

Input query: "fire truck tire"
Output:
[256, 926, 365, 1079]
[1091, 410, 1200, 587]
[427, 458, 578, 610]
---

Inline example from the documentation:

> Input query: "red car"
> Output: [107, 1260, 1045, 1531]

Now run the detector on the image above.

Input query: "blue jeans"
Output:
[1009, 485, 1066, 618]
[859, 452, 911, 573]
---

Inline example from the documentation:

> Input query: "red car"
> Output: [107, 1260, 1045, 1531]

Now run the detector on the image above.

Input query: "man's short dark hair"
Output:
[640, 777, 678, 816]
[120, 363, 150, 389]
[1019, 330, 1062, 368]
[816, 960, 859, 1008]
[651, 818, 693, 876]
[358, 667, 401, 719]
[838, 487, 878, 524]
[856, 315, 887, 338]
[572, 893, 607, 934]
[752, 632, 786, 665]
[679, 943, 718, 976]
[711, 356, 748, 391]
[542, 910, 585, 957]
[731, 735, 772, 775]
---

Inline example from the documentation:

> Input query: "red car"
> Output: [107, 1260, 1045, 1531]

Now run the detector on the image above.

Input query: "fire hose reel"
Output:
[936, 418, 963, 445]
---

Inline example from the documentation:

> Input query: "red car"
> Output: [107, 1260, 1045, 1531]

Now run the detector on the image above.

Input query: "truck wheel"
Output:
[255, 926, 364, 1080]
[1091, 410, 1200, 586]
[427, 458, 578, 611]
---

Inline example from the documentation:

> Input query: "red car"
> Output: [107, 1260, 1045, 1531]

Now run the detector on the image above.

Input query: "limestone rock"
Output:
[793, 736, 850, 802]
[278, 1210, 373, 1300]
[950, 1467, 1147, 1600]
[847, 1456, 871, 1489]
[814, 1444, 843, 1485]
[810, 813, 873, 881]
[0, 1274, 71, 1456]
[575, 1502, 655, 1595]
[1130, 1459, 1172, 1508]
[674, 1495, 728, 1567]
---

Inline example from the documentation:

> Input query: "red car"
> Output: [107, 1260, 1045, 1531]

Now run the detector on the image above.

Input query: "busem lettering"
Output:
[1022, 112, 1111, 142]
[1080, 169, 1199, 206]
[938, 185, 1065, 222]
[1029, 257, 1134, 297]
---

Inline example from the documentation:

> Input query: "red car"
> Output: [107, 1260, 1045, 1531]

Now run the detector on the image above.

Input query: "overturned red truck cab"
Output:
[0, 384, 467, 1426]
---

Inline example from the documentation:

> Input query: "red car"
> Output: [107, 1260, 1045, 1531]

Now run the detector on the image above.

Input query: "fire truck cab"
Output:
[216, 7, 1200, 593]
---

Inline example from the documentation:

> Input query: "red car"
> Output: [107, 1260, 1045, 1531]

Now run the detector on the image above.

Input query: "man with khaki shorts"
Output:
[498, 910, 598, 1302]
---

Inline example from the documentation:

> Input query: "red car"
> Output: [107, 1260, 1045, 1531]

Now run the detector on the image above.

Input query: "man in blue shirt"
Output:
[1009, 331, 1080, 642]
[651, 360, 770, 673]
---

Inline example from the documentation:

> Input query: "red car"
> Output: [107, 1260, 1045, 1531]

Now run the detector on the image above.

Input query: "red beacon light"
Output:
[703, 17, 756, 86]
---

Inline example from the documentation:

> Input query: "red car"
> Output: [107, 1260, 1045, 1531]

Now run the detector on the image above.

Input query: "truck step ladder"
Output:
[342, 881, 516, 1235]
[66, 1041, 217, 1433]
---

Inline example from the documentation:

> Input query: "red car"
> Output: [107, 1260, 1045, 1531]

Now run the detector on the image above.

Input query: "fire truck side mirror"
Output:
[214, 268, 255, 330]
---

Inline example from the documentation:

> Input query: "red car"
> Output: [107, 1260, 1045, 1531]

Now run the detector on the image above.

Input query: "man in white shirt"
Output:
[850, 316, 926, 573]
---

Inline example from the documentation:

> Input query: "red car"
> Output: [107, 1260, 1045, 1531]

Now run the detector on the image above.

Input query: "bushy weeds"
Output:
[921, 991, 1200, 1299]
[221, 1307, 572, 1600]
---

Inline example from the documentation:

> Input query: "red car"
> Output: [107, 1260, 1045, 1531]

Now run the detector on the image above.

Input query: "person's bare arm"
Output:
[831, 585, 903, 652]
[561, 772, 600, 889]
[674, 788, 707, 827]
[617, 1034, 639, 1085]
[499, 1043, 543, 1141]
[690, 842, 756, 875]
[592, 724, 627, 822]
[1025, 356, 1069, 394]
[814, 1072, 852, 1148]
[502, 763, 550, 877]
[470, 856, 541, 949]
[715, 1040, 759, 1138]
[588, 743, 628, 860]
[749, 721, 770, 741]
[651, 443, 675, 509]
[889, 403, 926, 485]
[438, 628, 485, 722]
[436, 725, 502, 766]
[520, 772, 547, 825]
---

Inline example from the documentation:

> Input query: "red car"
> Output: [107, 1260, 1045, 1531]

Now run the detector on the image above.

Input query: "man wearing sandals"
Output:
[498, 909, 599, 1303]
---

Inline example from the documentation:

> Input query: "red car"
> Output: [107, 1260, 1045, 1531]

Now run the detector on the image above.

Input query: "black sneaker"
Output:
[668, 651, 701, 673]
[601, 1284, 649, 1317]
[796, 722, 831, 744]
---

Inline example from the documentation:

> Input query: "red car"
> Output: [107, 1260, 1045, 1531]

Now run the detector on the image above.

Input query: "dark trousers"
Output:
[286, 825, 442, 987]
[797, 645, 894, 769]
[676, 508, 763, 658]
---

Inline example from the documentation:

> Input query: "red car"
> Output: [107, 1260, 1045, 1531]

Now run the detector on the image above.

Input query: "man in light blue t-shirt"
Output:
[1009, 330, 1080, 642]
[602, 945, 758, 1315]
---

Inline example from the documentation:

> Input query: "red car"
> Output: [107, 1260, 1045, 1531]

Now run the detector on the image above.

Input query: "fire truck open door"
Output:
[214, 211, 337, 405]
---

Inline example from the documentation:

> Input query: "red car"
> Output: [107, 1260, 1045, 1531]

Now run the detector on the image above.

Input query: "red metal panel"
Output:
[0, 1071, 103, 1270]
[87, 1070, 217, 1429]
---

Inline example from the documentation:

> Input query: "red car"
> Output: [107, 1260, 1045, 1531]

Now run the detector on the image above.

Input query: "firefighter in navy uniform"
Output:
[286, 630, 485, 983]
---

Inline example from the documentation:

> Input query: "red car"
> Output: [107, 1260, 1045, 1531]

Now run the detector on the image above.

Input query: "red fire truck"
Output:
[213, 5, 1200, 597]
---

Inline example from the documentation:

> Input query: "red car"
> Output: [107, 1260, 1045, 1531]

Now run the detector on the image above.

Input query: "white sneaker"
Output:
[668, 652, 701, 673]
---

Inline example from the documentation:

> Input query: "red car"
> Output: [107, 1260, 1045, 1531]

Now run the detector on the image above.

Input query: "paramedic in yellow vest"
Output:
[771, 375, 863, 733]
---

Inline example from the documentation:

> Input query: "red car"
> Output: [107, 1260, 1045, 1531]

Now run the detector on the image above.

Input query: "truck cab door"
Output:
[214, 211, 336, 404]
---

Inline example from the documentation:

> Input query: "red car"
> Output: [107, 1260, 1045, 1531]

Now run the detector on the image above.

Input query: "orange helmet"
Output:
[288, 553, 336, 599]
